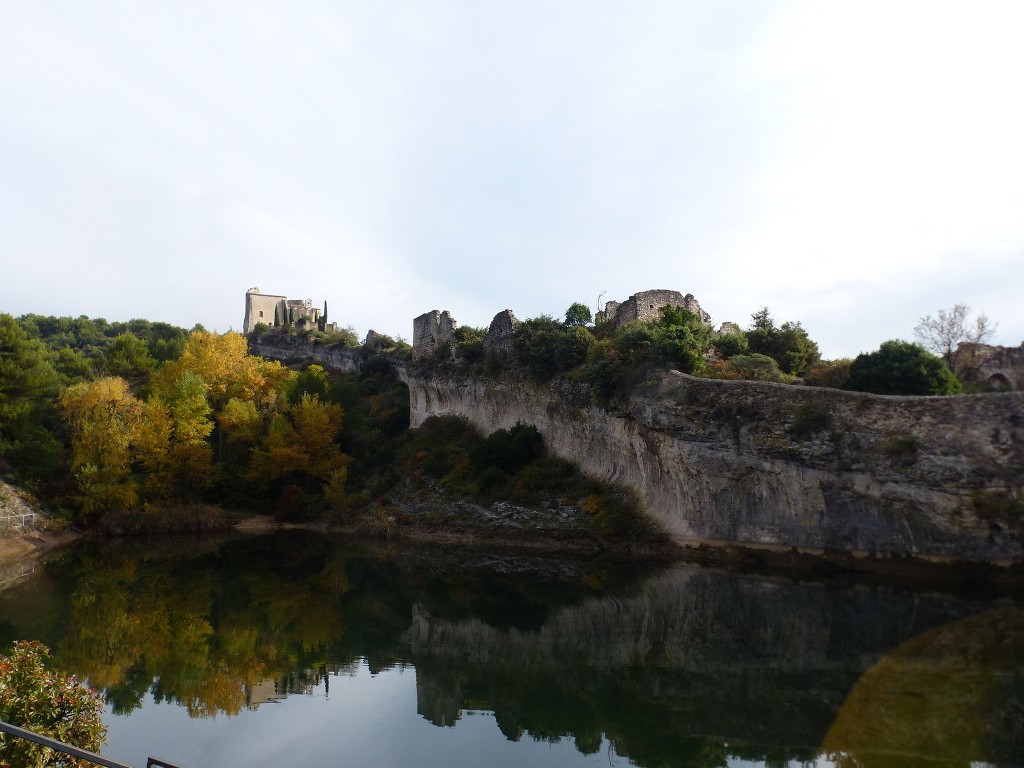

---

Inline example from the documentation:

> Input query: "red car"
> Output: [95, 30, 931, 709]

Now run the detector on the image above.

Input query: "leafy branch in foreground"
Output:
[0, 641, 106, 768]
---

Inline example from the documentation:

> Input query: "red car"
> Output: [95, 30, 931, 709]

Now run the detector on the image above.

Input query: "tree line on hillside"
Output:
[422, 301, 994, 399]
[0, 314, 410, 525]
[0, 312, 649, 535]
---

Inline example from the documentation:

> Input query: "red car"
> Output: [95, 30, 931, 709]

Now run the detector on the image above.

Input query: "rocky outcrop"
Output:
[249, 333, 362, 372]
[403, 370, 1024, 562]
[482, 310, 518, 358]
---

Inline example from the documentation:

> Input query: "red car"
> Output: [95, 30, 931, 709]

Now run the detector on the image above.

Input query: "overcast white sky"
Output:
[1, 1, 1022, 359]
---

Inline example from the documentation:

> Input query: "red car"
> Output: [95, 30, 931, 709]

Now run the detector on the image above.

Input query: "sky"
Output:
[1, 1, 1022, 360]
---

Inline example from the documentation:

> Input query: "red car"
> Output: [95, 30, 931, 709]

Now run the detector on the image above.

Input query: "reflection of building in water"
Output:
[243, 666, 340, 710]
[415, 671, 461, 727]
[244, 679, 282, 709]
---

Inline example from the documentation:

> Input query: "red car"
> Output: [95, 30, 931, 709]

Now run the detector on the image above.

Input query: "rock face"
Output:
[482, 310, 518, 358]
[249, 333, 362, 372]
[403, 369, 1024, 561]
[413, 310, 458, 360]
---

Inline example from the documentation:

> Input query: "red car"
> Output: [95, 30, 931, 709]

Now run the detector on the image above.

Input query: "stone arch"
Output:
[987, 373, 1013, 391]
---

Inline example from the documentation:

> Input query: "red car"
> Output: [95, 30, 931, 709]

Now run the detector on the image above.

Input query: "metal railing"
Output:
[0, 719, 185, 768]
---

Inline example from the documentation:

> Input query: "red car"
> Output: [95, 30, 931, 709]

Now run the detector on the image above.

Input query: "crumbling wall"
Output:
[957, 342, 1024, 391]
[601, 290, 712, 327]
[413, 310, 458, 360]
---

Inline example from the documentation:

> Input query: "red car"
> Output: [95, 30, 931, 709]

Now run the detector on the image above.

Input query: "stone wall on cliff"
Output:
[402, 369, 1024, 561]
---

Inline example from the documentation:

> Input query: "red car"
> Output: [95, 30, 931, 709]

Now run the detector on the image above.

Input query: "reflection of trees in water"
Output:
[41, 532, 650, 718]
[56, 533, 356, 716]
[11, 532, 1023, 768]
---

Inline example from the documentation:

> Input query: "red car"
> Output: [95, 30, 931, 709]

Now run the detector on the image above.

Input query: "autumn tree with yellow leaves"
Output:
[60, 377, 144, 516]
[55, 330, 356, 522]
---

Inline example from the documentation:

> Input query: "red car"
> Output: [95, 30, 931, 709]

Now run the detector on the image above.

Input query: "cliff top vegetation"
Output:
[414, 300, 980, 401]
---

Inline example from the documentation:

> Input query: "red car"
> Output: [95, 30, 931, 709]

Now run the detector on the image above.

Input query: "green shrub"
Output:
[469, 423, 544, 475]
[804, 358, 852, 389]
[726, 354, 790, 382]
[877, 435, 920, 465]
[581, 485, 652, 537]
[713, 332, 749, 358]
[972, 490, 1024, 521]
[848, 340, 961, 396]
[790, 403, 832, 438]
[453, 326, 487, 363]
[745, 308, 821, 375]
[328, 326, 361, 347]
[514, 317, 594, 381]
[582, 306, 714, 400]
[475, 466, 510, 497]
[0, 641, 106, 766]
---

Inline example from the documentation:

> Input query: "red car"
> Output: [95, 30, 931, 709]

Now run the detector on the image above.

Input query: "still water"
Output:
[0, 530, 1022, 768]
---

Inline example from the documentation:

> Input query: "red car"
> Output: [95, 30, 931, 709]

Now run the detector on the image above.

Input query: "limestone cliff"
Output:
[402, 369, 1024, 562]
[249, 334, 362, 372]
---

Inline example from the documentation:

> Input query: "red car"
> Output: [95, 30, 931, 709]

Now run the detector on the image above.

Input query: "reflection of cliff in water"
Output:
[402, 564, 1021, 766]
[1, 533, 1021, 766]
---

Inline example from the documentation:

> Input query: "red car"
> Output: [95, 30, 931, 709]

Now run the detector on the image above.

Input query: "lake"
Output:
[0, 530, 1022, 768]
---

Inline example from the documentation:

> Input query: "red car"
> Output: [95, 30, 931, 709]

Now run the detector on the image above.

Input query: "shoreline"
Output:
[2, 510, 1022, 598]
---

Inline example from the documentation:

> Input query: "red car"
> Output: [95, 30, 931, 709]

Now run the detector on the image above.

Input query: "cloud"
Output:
[1, 1, 1021, 357]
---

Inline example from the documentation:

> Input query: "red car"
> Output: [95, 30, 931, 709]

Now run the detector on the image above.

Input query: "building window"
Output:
[259, 310, 264, 318]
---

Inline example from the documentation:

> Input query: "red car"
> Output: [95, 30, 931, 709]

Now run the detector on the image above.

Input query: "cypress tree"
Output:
[274, 306, 280, 327]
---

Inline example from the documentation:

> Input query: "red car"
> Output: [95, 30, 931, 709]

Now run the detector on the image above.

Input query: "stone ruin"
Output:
[412, 310, 458, 360]
[955, 341, 1024, 391]
[482, 310, 518, 358]
[412, 308, 519, 361]
[597, 289, 712, 327]
[411, 290, 739, 361]
[363, 330, 393, 351]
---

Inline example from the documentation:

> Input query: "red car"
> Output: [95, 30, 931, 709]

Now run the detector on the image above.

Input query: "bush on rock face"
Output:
[847, 340, 962, 396]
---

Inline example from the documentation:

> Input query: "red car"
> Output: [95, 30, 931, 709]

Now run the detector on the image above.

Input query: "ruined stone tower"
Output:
[598, 289, 712, 327]
[412, 310, 458, 359]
